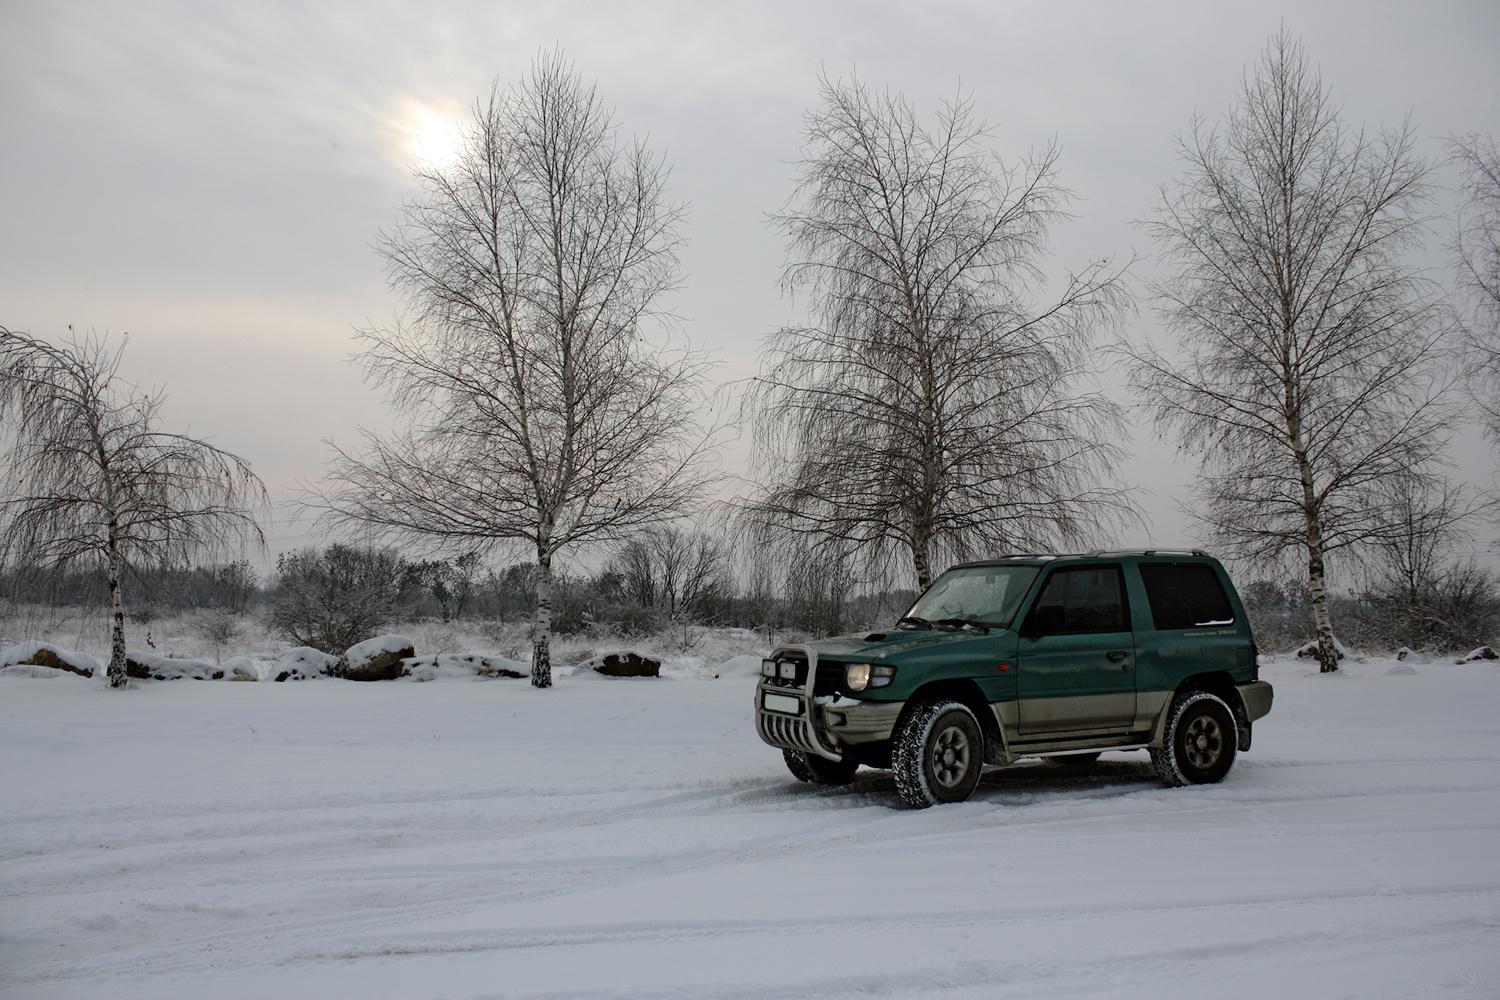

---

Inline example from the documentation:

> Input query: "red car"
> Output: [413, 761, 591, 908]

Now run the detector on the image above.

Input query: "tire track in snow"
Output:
[13, 879, 1499, 986]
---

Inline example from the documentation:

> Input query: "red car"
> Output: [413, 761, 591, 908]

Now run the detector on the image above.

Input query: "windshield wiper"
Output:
[932, 617, 991, 634]
[896, 615, 931, 629]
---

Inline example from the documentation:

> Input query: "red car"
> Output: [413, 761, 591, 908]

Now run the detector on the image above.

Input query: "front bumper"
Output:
[754, 645, 903, 760]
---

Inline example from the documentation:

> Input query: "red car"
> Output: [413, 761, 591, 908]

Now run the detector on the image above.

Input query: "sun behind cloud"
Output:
[412, 115, 464, 170]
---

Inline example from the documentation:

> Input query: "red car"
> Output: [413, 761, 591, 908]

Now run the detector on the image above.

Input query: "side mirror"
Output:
[1034, 604, 1067, 634]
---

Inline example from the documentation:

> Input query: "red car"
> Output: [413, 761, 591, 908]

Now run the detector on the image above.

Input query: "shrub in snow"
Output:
[341, 635, 415, 682]
[588, 650, 661, 677]
[1455, 645, 1498, 663]
[270, 545, 404, 653]
[0, 641, 100, 678]
[123, 652, 221, 681]
[273, 647, 342, 682]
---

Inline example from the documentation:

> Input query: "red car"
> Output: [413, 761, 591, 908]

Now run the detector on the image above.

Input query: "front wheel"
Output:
[893, 700, 984, 808]
[1151, 691, 1238, 786]
[783, 748, 858, 785]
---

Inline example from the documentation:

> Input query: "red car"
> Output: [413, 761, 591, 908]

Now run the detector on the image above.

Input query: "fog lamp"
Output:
[761, 658, 777, 678]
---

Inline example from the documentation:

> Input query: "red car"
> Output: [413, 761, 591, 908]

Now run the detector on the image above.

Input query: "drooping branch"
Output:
[741, 73, 1133, 590]
[0, 327, 267, 685]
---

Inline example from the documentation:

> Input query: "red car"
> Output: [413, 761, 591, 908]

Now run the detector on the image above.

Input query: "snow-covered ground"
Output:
[2, 654, 1498, 999]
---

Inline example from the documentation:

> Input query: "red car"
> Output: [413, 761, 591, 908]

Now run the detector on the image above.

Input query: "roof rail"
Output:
[1084, 548, 1210, 558]
[994, 552, 1086, 560]
[984, 548, 1213, 562]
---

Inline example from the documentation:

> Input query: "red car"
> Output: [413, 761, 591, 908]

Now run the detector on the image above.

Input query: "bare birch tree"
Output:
[1451, 134, 1500, 435]
[742, 75, 1131, 591]
[0, 328, 266, 686]
[1125, 32, 1458, 672]
[317, 52, 715, 687]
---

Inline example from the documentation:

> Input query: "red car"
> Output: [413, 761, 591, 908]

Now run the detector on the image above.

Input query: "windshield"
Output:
[903, 565, 1040, 627]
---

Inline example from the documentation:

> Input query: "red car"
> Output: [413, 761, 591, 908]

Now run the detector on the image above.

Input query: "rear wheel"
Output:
[1151, 691, 1237, 786]
[893, 700, 984, 808]
[783, 748, 858, 785]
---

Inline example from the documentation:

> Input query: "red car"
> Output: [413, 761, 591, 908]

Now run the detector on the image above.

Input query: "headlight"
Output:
[761, 658, 778, 678]
[845, 663, 872, 690]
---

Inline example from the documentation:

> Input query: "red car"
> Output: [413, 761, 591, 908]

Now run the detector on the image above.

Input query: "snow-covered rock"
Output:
[124, 651, 221, 681]
[1395, 647, 1430, 663]
[586, 650, 661, 677]
[1455, 645, 1498, 663]
[1386, 662, 1419, 675]
[272, 647, 341, 682]
[401, 652, 527, 682]
[717, 653, 765, 678]
[221, 656, 260, 681]
[342, 635, 415, 681]
[0, 641, 100, 677]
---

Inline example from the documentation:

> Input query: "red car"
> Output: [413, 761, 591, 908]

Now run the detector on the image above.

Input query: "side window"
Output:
[1139, 563, 1235, 630]
[1027, 566, 1130, 635]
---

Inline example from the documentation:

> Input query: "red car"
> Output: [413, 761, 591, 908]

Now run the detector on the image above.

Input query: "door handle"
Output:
[1106, 650, 1128, 662]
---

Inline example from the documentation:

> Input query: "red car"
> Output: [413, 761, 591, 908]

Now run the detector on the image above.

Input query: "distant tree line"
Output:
[0, 528, 918, 654]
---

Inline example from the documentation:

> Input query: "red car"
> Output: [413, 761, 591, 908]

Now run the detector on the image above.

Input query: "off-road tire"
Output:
[1151, 691, 1238, 787]
[783, 748, 858, 785]
[783, 748, 816, 782]
[893, 700, 984, 808]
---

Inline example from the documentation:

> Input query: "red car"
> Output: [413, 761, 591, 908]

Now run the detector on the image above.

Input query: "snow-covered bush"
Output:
[269, 545, 405, 653]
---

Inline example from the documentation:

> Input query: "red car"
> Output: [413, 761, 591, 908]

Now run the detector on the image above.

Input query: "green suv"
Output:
[755, 550, 1274, 808]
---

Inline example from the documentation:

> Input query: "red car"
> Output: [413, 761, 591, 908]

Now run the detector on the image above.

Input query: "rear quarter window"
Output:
[1138, 563, 1235, 630]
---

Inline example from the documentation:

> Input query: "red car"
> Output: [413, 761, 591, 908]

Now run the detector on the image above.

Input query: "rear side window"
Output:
[1028, 565, 1130, 634]
[1139, 563, 1235, 630]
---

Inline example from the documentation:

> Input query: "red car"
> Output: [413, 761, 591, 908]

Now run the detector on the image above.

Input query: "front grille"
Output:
[762, 655, 843, 696]
[756, 645, 843, 760]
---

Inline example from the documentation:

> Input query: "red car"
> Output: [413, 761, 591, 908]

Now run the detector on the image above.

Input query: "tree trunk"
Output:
[1305, 540, 1339, 672]
[531, 551, 553, 688]
[1294, 451, 1340, 673]
[911, 515, 934, 591]
[106, 527, 127, 687]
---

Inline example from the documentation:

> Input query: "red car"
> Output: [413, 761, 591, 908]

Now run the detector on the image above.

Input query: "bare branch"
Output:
[740, 73, 1134, 590]
[311, 51, 719, 687]
[1122, 31, 1459, 672]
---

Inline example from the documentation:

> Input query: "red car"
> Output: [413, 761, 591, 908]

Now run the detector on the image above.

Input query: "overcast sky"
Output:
[3, 0, 1499, 570]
